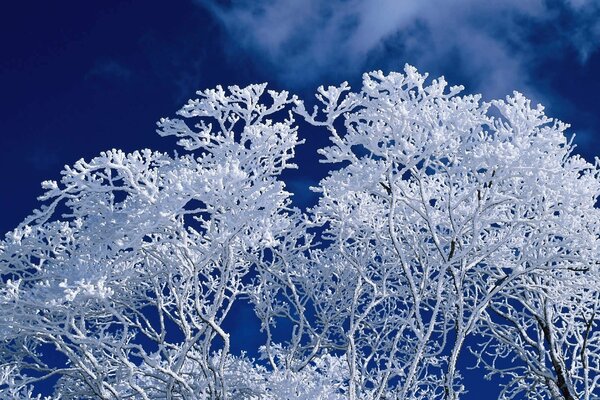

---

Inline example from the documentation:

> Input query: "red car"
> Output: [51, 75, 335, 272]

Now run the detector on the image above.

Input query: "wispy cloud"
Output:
[86, 59, 133, 81]
[26, 147, 60, 172]
[197, 0, 600, 100]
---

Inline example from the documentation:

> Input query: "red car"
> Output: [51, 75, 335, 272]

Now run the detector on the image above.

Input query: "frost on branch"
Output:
[1, 66, 600, 399]
[295, 64, 600, 399]
[1, 84, 302, 399]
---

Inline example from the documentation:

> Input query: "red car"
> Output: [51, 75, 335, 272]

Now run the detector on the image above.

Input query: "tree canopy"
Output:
[1, 65, 599, 400]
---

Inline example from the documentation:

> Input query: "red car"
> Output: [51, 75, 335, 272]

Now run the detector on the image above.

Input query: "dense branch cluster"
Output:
[1, 66, 599, 399]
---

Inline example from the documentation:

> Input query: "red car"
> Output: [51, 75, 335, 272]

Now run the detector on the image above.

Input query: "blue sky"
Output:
[1, 0, 600, 397]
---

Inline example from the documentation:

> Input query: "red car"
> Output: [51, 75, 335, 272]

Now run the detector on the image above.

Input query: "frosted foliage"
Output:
[1, 66, 599, 399]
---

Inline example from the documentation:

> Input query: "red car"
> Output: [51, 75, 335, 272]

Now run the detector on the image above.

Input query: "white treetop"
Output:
[1, 66, 599, 400]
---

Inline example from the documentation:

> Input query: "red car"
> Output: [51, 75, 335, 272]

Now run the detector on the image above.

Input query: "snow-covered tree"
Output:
[1, 65, 599, 399]
[0, 84, 303, 399]
[292, 66, 600, 400]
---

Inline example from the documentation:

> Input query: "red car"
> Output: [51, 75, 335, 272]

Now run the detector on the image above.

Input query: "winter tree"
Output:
[1, 65, 599, 399]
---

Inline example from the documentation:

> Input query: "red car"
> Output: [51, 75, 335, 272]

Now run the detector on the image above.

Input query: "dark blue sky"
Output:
[1, 1, 600, 397]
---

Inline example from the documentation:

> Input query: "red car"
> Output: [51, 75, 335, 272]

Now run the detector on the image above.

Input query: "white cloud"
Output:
[198, 0, 600, 100]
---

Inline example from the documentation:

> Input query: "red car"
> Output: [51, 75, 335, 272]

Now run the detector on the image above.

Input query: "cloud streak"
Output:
[198, 0, 600, 100]
[86, 59, 133, 81]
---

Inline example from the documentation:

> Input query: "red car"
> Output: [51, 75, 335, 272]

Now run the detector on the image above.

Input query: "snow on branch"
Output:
[1, 68, 599, 400]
